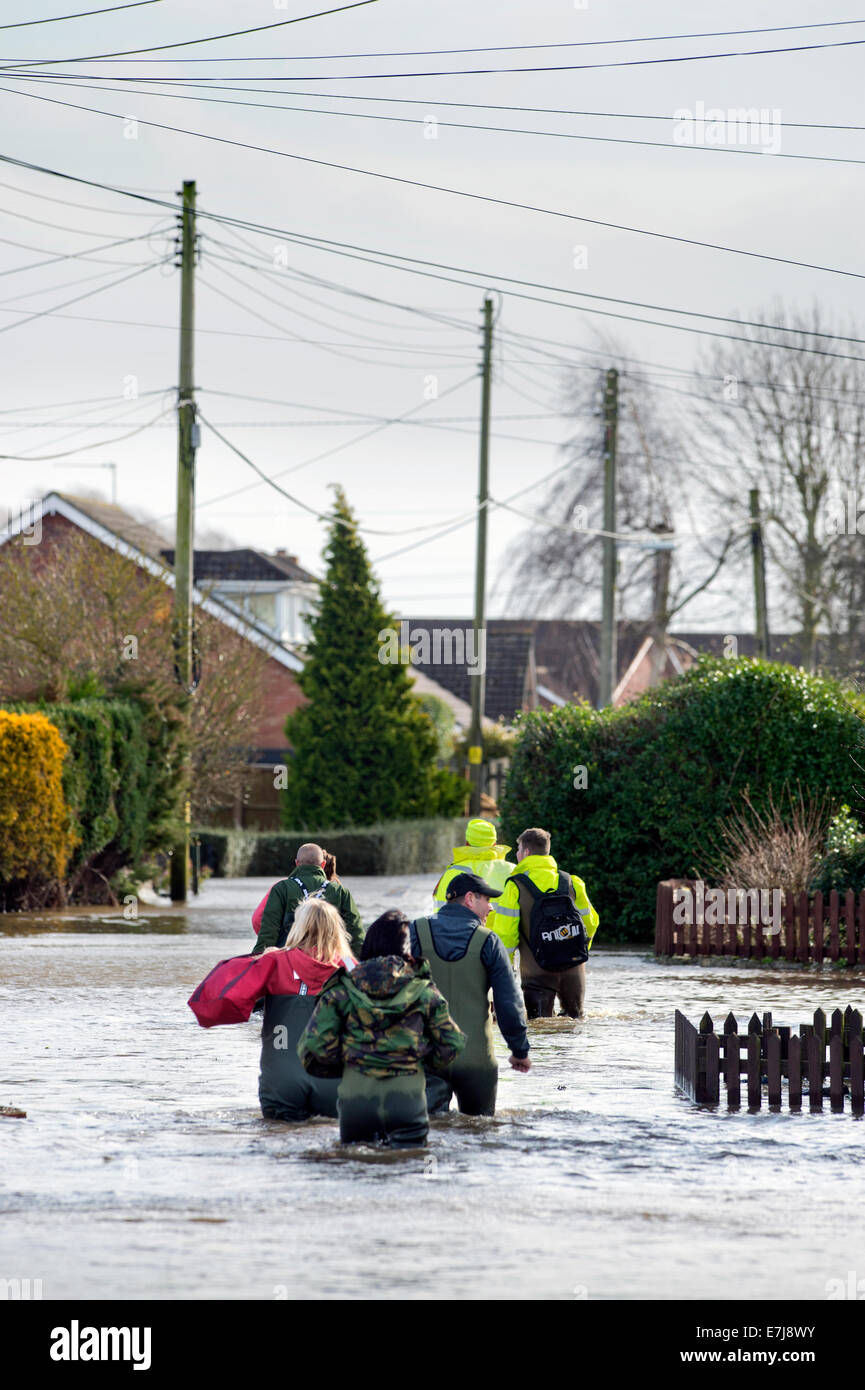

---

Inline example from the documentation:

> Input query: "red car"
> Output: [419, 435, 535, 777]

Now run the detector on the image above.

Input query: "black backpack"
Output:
[512, 872, 589, 971]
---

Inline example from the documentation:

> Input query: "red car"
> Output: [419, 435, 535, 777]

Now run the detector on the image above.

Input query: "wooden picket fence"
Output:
[656, 880, 865, 964]
[675, 1006, 865, 1112]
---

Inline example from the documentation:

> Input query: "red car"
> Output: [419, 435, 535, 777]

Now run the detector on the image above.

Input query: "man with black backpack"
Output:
[487, 827, 599, 1019]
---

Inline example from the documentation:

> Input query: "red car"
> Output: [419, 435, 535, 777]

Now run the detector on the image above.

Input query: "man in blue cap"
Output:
[410, 870, 530, 1117]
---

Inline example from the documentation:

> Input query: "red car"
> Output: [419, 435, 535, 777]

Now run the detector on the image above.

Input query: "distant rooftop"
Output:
[160, 547, 317, 585]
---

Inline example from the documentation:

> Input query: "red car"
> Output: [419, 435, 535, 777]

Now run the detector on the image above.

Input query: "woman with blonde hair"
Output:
[188, 897, 356, 1122]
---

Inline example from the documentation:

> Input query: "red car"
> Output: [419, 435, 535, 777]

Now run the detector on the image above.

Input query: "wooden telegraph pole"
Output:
[749, 487, 771, 659]
[467, 296, 494, 815]
[598, 368, 619, 707]
[170, 179, 198, 902]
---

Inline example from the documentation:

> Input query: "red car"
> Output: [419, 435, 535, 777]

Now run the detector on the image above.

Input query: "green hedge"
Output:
[500, 657, 864, 942]
[811, 843, 865, 896]
[5, 695, 183, 876]
[196, 817, 470, 877]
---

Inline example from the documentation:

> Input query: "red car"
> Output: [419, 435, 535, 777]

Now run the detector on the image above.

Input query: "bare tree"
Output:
[690, 302, 865, 673]
[0, 527, 271, 819]
[505, 337, 734, 664]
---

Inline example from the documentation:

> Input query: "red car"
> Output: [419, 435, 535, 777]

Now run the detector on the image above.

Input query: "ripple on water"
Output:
[3, 875, 865, 1299]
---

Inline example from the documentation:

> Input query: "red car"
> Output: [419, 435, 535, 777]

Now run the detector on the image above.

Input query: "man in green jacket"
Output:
[253, 843, 364, 957]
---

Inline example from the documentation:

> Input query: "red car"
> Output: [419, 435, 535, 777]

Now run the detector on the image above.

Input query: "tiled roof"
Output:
[495, 620, 815, 708]
[56, 493, 172, 561]
[160, 547, 316, 583]
[399, 619, 535, 722]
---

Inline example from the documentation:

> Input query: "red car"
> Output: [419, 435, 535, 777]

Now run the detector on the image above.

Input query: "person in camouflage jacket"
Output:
[297, 911, 465, 1146]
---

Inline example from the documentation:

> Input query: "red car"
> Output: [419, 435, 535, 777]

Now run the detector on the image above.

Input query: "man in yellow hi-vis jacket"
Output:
[432, 818, 516, 908]
[486, 826, 599, 1019]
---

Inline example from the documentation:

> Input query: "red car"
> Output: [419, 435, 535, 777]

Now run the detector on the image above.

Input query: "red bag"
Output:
[188, 954, 275, 1028]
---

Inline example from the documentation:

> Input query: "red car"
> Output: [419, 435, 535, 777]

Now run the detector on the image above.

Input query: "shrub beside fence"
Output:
[675, 1007, 865, 1113]
[656, 880, 865, 964]
[196, 817, 469, 878]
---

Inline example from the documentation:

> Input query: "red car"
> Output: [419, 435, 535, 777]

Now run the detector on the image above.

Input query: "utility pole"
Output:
[598, 368, 619, 707]
[170, 179, 198, 902]
[467, 295, 494, 816]
[749, 487, 771, 660]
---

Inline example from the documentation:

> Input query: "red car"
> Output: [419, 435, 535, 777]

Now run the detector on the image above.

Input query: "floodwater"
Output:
[2, 874, 865, 1302]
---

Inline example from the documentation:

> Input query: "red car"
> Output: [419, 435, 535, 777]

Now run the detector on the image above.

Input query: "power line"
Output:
[0, 255, 165, 335]
[194, 375, 477, 514]
[0, 385, 168, 415]
[0, 405, 170, 458]
[2, 85, 862, 286]
[0, 391, 167, 448]
[199, 270, 476, 366]
[13, 16, 864, 53]
[0, 227, 164, 274]
[200, 386, 558, 424]
[0, 0, 161, 29]
[197, 412, 486, 537]
[203, 237, 476, 333]
[0, 171, 173, 215]
[5, 148, 865, 370]
[203, 254, 473, 352]
[18, 71, 865, 170]
[0, 198, 172, 238]
[8, 32, 865, 76]
[0, 257, 169, 305]
[0, 1, 381, 68]
[23, 75, 865, 135]
[372, 460, 582, 564]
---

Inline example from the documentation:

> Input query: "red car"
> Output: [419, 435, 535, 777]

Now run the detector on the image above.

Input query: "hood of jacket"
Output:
[271, 947, 345, 994]
[285, 864, 327, 891]
[342, 955, 430, 1013]
[514, 853, 558, 877]
[451, 844, 509, 863]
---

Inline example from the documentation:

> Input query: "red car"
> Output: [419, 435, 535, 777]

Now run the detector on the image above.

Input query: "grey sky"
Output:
[0, 0, 862, 625]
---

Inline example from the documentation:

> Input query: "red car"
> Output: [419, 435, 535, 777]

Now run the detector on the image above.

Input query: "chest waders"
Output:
[415, 918, 498, 1117]
[259, 993, 340, 1122]
[337, 1067, 428, 1148]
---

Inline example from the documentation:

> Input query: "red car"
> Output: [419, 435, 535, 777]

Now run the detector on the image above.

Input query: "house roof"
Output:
[497, 620, 817, 708]
[399, 619, 536, 723]
[4, 493, 304, 673]
[160, 547, 317, 584]
[54, 492, 172, 559]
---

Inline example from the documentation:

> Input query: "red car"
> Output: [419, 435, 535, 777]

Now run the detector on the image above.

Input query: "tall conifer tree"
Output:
[282, 489, 464, 828]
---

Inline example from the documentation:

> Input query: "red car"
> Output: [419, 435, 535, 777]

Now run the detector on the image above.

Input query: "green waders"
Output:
[259, 994, 340, 1122]
[415, 918, 498, 1117]
[337, 1066, 428, 1147]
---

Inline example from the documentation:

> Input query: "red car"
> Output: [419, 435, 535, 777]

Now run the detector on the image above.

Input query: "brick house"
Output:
[1, 493, 313, 828]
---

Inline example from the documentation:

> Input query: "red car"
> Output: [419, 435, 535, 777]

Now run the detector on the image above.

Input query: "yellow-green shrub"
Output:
[0, 710, 78, 882]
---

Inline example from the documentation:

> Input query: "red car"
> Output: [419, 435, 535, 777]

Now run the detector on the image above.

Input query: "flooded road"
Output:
[2, 874, 865, 1301]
